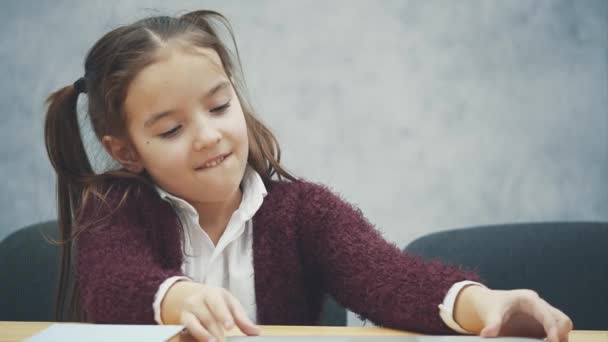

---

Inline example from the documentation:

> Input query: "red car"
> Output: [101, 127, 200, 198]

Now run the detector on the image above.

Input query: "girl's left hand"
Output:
[457, 286, 573, 342]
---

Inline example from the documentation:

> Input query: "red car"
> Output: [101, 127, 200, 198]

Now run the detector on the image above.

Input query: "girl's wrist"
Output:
[453, 285, 491, 333]
[162, 280, 205, 325]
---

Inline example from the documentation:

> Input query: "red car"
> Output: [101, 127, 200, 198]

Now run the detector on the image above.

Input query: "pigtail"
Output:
[44, 81, 93, 321]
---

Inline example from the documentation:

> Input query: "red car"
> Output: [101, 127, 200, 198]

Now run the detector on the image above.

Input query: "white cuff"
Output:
[438, 280, 486, 334]
[153, 276, 191, 325]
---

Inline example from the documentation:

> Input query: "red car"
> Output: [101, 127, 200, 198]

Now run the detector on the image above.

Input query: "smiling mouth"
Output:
[195, 153, 231, 170]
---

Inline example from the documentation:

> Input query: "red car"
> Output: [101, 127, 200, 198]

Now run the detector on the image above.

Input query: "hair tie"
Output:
[73, 77, 87, 94]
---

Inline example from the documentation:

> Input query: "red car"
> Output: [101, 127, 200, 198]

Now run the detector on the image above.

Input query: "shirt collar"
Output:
[154, 166, 267, 221]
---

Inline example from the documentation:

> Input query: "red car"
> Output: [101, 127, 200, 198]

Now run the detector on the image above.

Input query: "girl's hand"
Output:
[176, 283, 260, 342]
[456, 286, 573, 342]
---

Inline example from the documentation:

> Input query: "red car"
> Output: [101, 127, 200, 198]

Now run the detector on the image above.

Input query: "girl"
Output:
[44, 10, 572, 342]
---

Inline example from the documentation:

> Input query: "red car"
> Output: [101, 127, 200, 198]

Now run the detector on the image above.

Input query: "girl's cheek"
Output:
[145, 139, 187, 163]
[232, 112, 249, 138]
[167, 140, 191, 160]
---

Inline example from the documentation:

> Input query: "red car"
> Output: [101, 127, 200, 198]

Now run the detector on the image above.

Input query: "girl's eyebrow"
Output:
[143, 80, 230, 128]
[205, 80, 230, 99]
[144, 110, 175, 128]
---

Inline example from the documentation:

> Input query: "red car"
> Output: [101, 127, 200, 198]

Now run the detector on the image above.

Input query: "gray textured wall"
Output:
[1, 0, 607, 324]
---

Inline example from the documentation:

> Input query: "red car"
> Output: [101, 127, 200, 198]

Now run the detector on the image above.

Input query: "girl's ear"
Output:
[101, 135, 144, 173]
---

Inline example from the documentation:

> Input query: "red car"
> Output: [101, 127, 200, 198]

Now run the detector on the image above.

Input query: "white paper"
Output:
[25, 323, 184, 342]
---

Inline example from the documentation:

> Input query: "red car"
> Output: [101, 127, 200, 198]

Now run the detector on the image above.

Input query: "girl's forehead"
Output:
[143, 46, 225, 82]
[154, 43, 222, 66]
[126, 47, 227, 103]
[122, 45, 230, 128]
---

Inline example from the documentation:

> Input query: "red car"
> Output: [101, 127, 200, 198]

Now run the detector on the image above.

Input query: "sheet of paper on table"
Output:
[24, 323, 184, 342]
[227, 337, 543, 342]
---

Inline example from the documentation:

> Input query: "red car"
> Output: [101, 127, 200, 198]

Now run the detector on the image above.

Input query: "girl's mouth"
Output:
[196, 153, 231, 170]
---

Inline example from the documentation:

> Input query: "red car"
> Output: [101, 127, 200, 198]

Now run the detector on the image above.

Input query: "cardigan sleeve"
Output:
[296, 182, 481, 334]
[75, 183, 185, 324]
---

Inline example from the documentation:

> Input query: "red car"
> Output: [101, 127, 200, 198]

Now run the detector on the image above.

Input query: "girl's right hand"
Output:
[177, 283, 260, 342]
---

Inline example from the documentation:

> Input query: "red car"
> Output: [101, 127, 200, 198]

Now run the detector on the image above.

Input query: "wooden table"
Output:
[0, 321, 606, 342]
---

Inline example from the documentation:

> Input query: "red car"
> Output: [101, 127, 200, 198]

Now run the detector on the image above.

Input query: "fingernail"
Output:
[224, 320, 234, 329]
[208, 337, 215, 342]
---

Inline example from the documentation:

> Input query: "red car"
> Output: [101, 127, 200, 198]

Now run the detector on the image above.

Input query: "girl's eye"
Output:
[159, 126, 181, 138]
[211, 101, 231, 114]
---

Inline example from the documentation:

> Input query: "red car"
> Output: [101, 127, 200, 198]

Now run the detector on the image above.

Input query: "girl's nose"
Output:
[193, 119, 221, 151]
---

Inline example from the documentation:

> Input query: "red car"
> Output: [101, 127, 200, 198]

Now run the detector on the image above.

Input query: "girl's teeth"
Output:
[203, 155, 225, 168]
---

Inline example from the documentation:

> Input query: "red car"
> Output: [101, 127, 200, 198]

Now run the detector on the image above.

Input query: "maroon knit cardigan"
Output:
[75, 179, 479, 334]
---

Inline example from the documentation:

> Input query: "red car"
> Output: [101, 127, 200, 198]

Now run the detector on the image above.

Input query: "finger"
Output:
[181, 312, 214, 342]
[480, 307, 509, 338]
[549, 307, 573, 342]
[179, 331, 196, 342]
[204, 291, 236, 330]
[480, 316, 502, 338]
[520, 295, 559, 342]
[479, 308, 502, 337]
[198, 303, 225, 342]
[224, 292, 261, 336]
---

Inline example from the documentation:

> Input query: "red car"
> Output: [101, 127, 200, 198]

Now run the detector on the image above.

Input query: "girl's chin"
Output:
[191, 176, 243, 197]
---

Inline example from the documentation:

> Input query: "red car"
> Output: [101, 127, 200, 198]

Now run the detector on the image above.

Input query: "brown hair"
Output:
[44, 10, 295, 321]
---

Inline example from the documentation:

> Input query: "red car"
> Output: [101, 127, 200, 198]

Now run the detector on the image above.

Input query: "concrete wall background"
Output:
[1, 0, 606, 325]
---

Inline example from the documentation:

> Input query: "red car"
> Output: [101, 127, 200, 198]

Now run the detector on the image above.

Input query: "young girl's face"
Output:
[122, 47, 249, 205]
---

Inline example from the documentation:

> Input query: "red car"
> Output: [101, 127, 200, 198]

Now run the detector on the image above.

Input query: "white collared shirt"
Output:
[151, 167, 481, 332]
[152, 167, 267, 324]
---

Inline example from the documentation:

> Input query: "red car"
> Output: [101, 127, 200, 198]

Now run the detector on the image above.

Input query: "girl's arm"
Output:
[77, 183, 260, 340]
[296, 182, 572, 341]
[76, 185, 185, 324]
[296, 182, 480, 334]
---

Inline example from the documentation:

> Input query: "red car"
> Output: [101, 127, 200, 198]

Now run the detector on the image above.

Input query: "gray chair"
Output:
[0, 220, 347, 325]
[0, 221, 59, 321]
[404, 222, 608, 330]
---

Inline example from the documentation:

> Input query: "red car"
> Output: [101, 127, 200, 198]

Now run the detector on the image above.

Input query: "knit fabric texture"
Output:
[75, 179, 479, 334]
